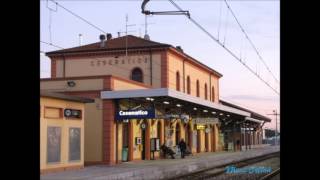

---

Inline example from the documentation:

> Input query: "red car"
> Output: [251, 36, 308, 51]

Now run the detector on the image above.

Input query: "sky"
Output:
[40, 0, 280, 131]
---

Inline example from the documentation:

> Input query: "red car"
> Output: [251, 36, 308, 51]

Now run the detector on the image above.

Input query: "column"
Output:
[102, 100, 116, 165]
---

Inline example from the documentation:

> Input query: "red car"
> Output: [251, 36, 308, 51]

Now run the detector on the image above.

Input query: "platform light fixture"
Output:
[163, 101, 170, 104]
[193, 107, 197, 110]
[176, 104, 181, 107]
[203, 110, 208, 113]
[219, 113, 224, 116]
[146, 97, 155, 101]
[211, 111, 216, 114]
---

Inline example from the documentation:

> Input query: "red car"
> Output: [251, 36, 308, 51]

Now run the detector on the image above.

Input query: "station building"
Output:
[40, 34, 271, 165]
[40, 91, 94, 174]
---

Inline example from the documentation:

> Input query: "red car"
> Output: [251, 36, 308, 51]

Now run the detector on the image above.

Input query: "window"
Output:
[176, 71, 180, 91]
[69, 128, 81, 161]
[131, 68, 143, 83]
[47, 127, 61, 163]
[212, 86, 215, 102]
[204, 83, 208, 100]
[44, 107, 62, 119]
[196, 80, 200, 97]
[187, 76, 191, 94]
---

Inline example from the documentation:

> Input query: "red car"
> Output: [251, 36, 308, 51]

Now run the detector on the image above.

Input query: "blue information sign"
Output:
[115, 109, 155, 120]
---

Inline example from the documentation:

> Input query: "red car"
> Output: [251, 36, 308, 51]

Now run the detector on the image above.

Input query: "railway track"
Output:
[167, 152, 280, 180]
[260, 168, 280, 180]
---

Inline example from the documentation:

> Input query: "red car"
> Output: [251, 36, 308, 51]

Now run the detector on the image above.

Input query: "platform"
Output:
[41, 145, 280, 180]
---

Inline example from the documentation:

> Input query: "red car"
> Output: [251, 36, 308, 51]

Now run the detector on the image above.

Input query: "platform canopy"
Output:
[101, 88, 250, 119]
[245, 117, 264, 124]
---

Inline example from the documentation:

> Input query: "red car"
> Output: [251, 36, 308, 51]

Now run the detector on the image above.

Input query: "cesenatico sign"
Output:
[116, 109, 155, 120]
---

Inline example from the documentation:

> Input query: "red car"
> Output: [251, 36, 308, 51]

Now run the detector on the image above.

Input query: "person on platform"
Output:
[178, 138, 187, 159]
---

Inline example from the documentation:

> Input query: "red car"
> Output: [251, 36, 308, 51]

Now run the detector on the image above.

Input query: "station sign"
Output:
[205, 128, 211, 133]
[181, 114, 190, 123]
[160, 114, 190, 121]
[164, 114, 180, 119]
[193, 118, 219, 125]
[141, 123, 146, 129]
[115, 108, 155, 120]
[196, 125, 206, 130]
[64, 109, 82, 119]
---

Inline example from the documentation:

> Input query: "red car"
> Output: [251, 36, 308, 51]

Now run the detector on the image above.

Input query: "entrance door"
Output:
[175, 123, 180, 146]
[185, 124, 192, 150]
[122, 122, 129, 161]
[197, 129, 201, 153]
[205, 130, 209, 152]
[211, 125, 216, 152]
[141, 126, 146, 160]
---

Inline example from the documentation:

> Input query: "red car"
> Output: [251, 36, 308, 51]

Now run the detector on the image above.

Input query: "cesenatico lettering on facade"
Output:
[116, 109, 155, 120]
[90, 56, 149, 67]
[119, 110, 148, 116]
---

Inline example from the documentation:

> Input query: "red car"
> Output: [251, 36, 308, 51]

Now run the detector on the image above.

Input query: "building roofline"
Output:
[219, 99, 271, 122]
[44, 35, 223, 78]
[168, 47, 223, 78]
[41, 91, 94, 103]
[46, 44, 171, 56]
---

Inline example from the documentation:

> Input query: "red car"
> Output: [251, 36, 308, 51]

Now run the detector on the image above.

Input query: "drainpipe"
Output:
[62, 54, 66, 77]
[115, 99, 119, 163]
[209, 74, 211, 101]
[149, 49, 153, 86]
[183, 59, 185, 93]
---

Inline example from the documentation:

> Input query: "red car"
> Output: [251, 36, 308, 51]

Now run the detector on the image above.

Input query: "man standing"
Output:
[178, 138, 187, 159]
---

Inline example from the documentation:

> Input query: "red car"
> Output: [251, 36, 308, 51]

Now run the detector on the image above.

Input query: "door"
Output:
[197, 129, 201, 153]
[122, 122, 129, 161]
[175, 123, 180, 146]
[141, 125, 146, 160]
[205, 130, 209, 152]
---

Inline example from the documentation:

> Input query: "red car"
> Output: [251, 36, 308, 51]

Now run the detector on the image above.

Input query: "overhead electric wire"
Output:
[40, 40, 65, 49]
[223, 0, 279, 84]
[48, 0, 107, 34]
[168, 0, 279, 95]
[217, 0, 222, 40]
[48, 9, 53, 43]
[41, 1, 279, 95]
[223, 4, 229, 45]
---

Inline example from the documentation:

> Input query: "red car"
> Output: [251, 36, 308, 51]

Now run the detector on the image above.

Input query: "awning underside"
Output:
[101, 88, 251, 117]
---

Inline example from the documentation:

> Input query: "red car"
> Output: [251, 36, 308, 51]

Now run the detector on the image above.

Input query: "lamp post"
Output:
[267, 110, 280, 145]
[274, 110, 277, 145]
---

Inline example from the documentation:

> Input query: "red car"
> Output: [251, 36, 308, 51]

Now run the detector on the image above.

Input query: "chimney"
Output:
[144, 34, 150, 40]
[79, 34, 83, 46]
[117, 32, 120, 37]
[99, 34, 106, 48]
[106, 33, 112, 40]
[176, 46, 183, 53]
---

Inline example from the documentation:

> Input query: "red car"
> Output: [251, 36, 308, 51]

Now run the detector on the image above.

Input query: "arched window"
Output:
[196, 80, 200, 97]
[176, 71, 180, 91]
[187, 76, 191, 94]
[212, 86, 215, 102]
[131, 68, 143, 83]
[204, 83, 208, 100]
